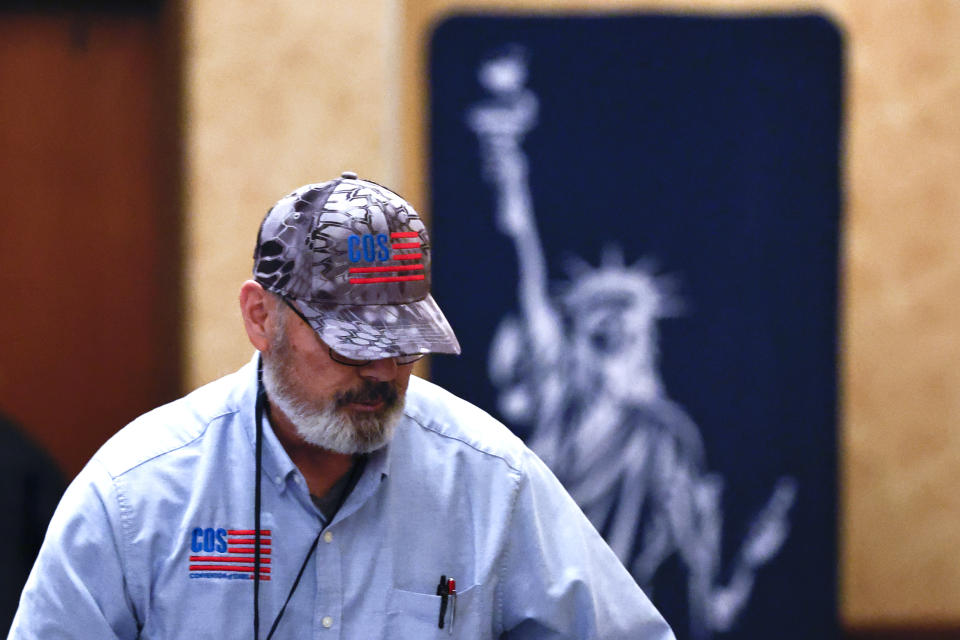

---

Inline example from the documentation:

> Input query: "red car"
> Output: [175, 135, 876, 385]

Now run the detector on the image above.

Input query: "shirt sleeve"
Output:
[498, 449, 676, 640]
[8, 460, 141, 640]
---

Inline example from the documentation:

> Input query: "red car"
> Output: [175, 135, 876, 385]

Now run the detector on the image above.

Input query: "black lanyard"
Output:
[254, 362, 323, 640]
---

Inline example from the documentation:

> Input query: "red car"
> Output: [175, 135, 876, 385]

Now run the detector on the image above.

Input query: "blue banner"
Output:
[428, 14, 841, 639]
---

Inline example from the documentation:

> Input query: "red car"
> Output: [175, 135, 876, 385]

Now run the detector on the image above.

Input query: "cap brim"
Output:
[289, 295, 461, 361]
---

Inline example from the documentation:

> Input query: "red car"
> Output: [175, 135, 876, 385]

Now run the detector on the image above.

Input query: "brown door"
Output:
[0, 9, 182, 478]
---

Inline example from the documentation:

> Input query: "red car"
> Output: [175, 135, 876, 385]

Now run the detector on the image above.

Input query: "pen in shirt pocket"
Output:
[436, 575, 456, 631]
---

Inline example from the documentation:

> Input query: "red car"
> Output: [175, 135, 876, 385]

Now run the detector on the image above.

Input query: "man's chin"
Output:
[340, 401, 405, 452]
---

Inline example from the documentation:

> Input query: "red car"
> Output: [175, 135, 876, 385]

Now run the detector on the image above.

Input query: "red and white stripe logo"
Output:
[349, 232, 425, 285]
[188, 529, 272, 581]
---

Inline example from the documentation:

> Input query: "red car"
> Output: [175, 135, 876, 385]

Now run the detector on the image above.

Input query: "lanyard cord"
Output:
[254, 367, 265, 640]
[254, 362, 324, 640]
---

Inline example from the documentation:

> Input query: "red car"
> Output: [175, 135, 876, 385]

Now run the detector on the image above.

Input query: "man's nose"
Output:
[359, 357, 399, 381]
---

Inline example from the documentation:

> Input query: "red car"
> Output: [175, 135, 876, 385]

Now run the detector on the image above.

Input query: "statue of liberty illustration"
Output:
[467, 45, 798, 639]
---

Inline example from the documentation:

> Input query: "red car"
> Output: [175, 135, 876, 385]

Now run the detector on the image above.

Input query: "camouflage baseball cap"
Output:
[253, 172, 461, 361]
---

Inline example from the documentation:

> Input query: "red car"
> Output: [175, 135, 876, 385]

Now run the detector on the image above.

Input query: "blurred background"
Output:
[1, 0, 958, 637]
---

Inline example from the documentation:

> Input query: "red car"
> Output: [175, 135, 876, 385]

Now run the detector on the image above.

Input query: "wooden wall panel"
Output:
[0, 11, 182, 477]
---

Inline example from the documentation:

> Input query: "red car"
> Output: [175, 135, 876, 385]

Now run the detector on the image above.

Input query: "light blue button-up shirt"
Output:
[9, 357, 675, 639]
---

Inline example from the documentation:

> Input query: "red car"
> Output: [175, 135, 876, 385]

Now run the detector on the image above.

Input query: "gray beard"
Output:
[262, 360, 404, 454]
[260, 314, 405, 454]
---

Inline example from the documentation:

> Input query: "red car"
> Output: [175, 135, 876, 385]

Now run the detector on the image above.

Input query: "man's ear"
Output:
[239, 280, 274, 351]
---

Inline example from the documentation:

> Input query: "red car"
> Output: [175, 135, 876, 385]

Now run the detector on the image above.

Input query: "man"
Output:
[9, 173, 675, 639]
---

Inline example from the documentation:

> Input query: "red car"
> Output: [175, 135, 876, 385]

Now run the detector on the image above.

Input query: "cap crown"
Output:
[254, 178, 430, 305]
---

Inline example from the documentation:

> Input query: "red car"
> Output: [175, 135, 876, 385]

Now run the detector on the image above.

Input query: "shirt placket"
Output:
[313, 522, 343, 639]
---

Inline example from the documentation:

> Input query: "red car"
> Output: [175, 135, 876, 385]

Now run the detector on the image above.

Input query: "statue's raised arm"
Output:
[467, 46, 562, 370]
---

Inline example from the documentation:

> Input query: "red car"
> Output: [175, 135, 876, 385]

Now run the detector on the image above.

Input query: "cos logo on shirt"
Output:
[191, 527, 227, 553]
[186, 526, 272, 582]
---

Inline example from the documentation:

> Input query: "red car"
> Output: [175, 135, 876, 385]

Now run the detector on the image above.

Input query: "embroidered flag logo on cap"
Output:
[253, 172, 461, 361]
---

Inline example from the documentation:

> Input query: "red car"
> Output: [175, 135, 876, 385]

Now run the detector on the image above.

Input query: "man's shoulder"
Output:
[93, 362, 254, 479]
[401, 375, 528, 474]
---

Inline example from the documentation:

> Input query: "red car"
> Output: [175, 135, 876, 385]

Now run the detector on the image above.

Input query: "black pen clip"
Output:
[436, 574, 449, 629]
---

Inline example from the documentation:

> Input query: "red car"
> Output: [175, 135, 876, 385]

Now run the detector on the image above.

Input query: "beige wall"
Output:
[183, 1, 402, 384]
[184, 0, 960, 627]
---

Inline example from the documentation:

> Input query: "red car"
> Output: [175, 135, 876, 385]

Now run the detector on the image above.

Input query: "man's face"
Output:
[261, 302, 414, 454]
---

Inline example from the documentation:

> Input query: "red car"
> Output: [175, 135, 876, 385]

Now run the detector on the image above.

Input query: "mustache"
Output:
[335, 381, 400, 408]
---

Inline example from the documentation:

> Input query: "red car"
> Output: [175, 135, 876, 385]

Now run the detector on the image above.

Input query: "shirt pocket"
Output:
[384, 584, 482, 640]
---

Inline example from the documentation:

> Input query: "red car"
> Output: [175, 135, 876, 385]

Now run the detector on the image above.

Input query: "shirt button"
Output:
[273, 475, 282, 485]
[323, 531, 334, 543]
[322, 616, 333, 628]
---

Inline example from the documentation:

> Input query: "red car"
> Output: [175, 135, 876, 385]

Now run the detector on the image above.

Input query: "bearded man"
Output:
[9, 173, 675, 640]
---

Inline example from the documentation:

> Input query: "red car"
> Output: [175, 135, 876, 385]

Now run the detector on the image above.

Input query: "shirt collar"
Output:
[366, 434, 391, 479]
[238, 353, 298, 491]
